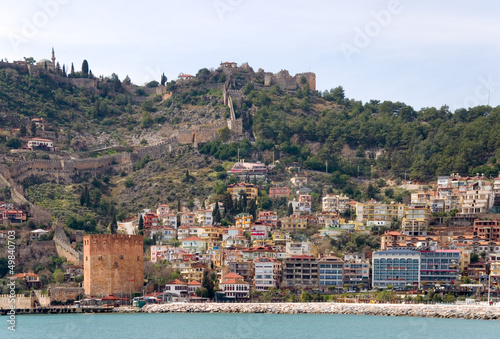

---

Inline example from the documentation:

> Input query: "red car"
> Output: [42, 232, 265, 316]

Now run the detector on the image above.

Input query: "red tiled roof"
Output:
[188, 280, 202, 285]
[9, 273, 39, 279]
[220, 278, 248, 285]
[166, 279, 186, 285]
[183, 236, 203, 242]
[224, 272, 244, 279]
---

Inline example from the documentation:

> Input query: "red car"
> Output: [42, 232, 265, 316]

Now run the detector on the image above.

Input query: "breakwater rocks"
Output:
[140, 303, 500, 320]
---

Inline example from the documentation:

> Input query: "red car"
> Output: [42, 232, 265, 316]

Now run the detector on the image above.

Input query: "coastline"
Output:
[126, 302, 500, 320]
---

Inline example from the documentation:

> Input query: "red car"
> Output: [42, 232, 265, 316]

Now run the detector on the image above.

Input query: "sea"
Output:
[1, 313, 499, 339]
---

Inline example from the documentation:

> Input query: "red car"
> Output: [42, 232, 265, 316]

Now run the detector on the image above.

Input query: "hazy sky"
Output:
[1, 0, 499, 111]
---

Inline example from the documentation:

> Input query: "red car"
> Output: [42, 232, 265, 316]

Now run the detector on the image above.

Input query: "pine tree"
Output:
[138, 214, 144, 235]
[287, 203, 293, 216]
[85, 186, 91, 207]
[248, 199, 257, 220]
[19, 123, 27, 137]
[82, 59, 89, 77]
[177, 200, 181, 212]
[70, 63, 75, 76]
[161, 72, 167, 86]
[79, 187, 86, 206]
[30, 121, 36, 136]
[213, 202, 220, 224]
[110, 213, 117, 234]
[62, 64, 66, 77]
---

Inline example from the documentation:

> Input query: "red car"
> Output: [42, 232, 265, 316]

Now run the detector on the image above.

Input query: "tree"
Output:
[31, 121, 37, 136]
[217, 126, 231, 142]
[201, 271, 215, 300]
[70, 63, 75, 76]
[53, 269, 65, 284]
[110, 213, 117, 234]
[23, 57, 36, 65]
[123, 75, 131, 86]
[82, 59, 89, 77]
[160, 73, 167, 86]
[138, 215, 144, 235]
[19, 123, 27, 137]
[287, 203, 293, 216]
[470, 252, 479, 263]
[213, 202, 220, 224]
[62, 64, 66, 77]
[248, 199, 257, 220]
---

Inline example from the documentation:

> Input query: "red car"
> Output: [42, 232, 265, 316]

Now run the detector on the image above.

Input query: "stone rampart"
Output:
[54, 235, 83, 266]
[48, 287, 84, 302]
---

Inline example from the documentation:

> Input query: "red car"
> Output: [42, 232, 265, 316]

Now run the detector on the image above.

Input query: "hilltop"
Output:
[0, 58, 499, 232]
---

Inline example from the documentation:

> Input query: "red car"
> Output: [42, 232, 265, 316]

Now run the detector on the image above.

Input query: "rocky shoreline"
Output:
[121, 302, 500, 320]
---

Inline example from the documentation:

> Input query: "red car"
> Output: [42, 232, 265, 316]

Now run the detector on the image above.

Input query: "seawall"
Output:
[141, 302, 500, 320]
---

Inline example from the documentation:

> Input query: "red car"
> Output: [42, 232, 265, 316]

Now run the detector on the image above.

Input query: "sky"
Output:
[1, 0, 499, 111]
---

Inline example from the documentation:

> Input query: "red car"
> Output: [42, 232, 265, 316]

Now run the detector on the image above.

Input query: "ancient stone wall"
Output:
[48, 287, 84, 302]
[54, 235, 83, 266]
[83, 234, 143, 297]
[69, 78, 98, 89]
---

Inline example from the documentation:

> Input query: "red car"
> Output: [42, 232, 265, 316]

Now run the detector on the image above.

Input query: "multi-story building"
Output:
[219, 272, 250, 299]
[460, 183, 495, 215]
[250, 222, 272, 241]
[257, 211, 279, 227]
[254, 257, 282, 291]
[322, 194, 350, 213]
[402, 205, 432, 237]
[474, 219, 500, 241]
[380, 231, 407, 250]
[419, 249, 460, 286]
[195, 209, 213, 226]
[181, 213, 195, 226]
[410, 191, 436, 205]
[318, 256, 344, 290]
[234, 213, 253, 229]
[290, 173, 308, 187]
[227, 182, 258, 200]
[228, 261, 254, 283]
[156, 204, 170, 219]
[282, 255, 318, 289]
[143, 212, 160, 229]
[269, 186, 290, 199]
[285, 240, 317, 257]
[297, 194, 312, 213]
[355, 201, 405, 224]
[1, 210, 27, 224]
[228, 161, 268, 179]
[343, 253, 370, 289]
[280, 214, 308, 231]
[372, 249, 421, 289]
[162, 214, 177, 228]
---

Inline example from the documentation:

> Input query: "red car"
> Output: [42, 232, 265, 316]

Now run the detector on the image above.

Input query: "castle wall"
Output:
[70, 78, 98, 89]
[54, 234, 83, 266]
[83, 234, 143, 297]
[48, 287, 84, 302]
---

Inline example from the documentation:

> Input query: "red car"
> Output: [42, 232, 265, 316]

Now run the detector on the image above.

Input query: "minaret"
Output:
[51, 47, 56, 65]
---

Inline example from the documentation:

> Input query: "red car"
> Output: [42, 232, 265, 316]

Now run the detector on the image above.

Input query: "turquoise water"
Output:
[1, 313, 499, 338]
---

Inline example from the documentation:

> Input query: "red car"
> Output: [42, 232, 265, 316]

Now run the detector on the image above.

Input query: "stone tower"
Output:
[83, 234, 143, 297]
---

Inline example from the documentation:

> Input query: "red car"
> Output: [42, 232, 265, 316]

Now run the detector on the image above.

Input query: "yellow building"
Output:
[355, 201, 405, 223]
[234, 213, 253, 229]
[227, 182, 258, 200]
[402, 205, 432, 236]
[280, 214, 308, 230]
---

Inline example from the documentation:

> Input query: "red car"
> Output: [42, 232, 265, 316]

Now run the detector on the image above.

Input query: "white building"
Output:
[254, 257, 281, 291]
